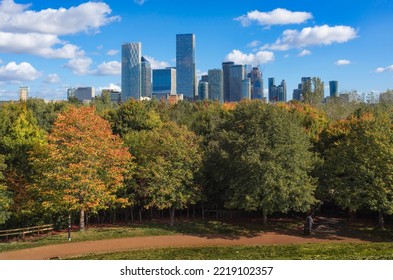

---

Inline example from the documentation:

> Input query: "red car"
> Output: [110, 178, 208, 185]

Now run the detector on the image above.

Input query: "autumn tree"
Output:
[213, 101, 317, 224]
[125, 121, 202, 226]
[31, 106, 132, 231]
[0, 154, 12, 225]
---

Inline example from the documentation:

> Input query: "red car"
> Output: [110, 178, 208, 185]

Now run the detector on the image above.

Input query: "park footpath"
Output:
[0, 231, 365, 260]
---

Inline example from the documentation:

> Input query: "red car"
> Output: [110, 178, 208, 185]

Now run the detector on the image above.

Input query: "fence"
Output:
[0, 224, 53, 240]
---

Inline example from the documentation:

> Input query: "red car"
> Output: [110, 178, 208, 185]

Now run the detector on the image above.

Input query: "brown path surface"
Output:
[0, 231, 365, 260]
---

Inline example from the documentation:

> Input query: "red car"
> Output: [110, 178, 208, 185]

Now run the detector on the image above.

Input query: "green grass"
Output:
[69, 242, 393, 260]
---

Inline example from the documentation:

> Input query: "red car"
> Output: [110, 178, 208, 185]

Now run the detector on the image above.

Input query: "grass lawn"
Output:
[68, 242, 393, 260]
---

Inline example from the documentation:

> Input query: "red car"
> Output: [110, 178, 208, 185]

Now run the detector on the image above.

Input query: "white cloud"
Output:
[375, 65, 393, 73]
[263, 25, 358, 51]
[225, 50, 275, 65]
[98, 83, 121, 94]
[107, 49, 119, 56]
[0, 1, 119, 59]
[64, 57, 93, 75]
[298, 49, 312, 57]
[134, 0, 147, 5]
[93, 61, 121, 76]
[247, 40, 261, 48]
[236, 8, 312, 27]
[335, 59, 351, 66]
[0, 61, 41, 83]
[44, 73, 61, 84]
[144, 56, 170, 69]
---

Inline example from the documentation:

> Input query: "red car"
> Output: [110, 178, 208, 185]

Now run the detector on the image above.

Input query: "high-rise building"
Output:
[208, 69, 223, 103]
[230, 64, 245, 102]
[122, 42, 142, 101]
[141, 56, 152, 98]
[222, 61, 234, 102]
[329, 81, 338, 98]
[248, 67, 264, 100]
[198, 81, 209, 100]
[152, 68, 177, 100]
[293, 84, 302, 101]
[19, 86, 29, 101]
[176, 34, 196, 100]
[268, 78, 275, 102]
[268, 78, 286, 102]
[201, 75, 209, 83]
[242, 78, 251, 100]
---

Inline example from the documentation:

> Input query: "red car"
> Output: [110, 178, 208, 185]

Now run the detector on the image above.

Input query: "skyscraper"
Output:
[230, 64, 245, 102]
[198, 80, 209, 100]
[242, 78, 251, 100]
[268, 77, 276, 102]
[269, 78, 286, 102]
[152, 68, 177, 99]
[176, 34, 196, 100]
[208, 69, 223, 103]
[222, 61, 235, 102]
[141, 56, 152, 98]
[248, 67, 264, 100]
[329, 81, 338, 97]
[122, 42, 142, 100]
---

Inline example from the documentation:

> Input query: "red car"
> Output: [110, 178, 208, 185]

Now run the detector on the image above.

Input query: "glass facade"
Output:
[208, 69, 223, 103]
[242, 78, 251, 100]
[141, 56, 152, 98]
[176, 34, 196, 100]
[153, 68, 176, 96]
[198, 81, 209, 100]
[329, 81, 338, 97]
[248, 67, 264, 100]
[122, 42, 141, 100]
[222, 61, 235, 102]
[229, 65, 245, 102]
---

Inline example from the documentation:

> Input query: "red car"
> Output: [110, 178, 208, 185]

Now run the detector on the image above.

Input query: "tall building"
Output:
[176, 34, 196, 100]
[230, 64, 245, 102]
[141, 56, 152, 98]
[242, 78, 251, 100]
[19, 86, 29, 101]
[222, 61, 235, 102]
[208, 69, 223, 103]
[248, 67, 264, 100]
[122, 42, 142, 101]
[293, 84, 302, 101]
[198, 80, 209, 100]
[268, 78, 286, 102]
[329, 81, 338, 97]
[152, 68, 177, 100]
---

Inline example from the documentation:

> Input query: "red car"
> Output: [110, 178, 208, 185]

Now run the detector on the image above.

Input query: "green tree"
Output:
[323, 112, 393, 229]
[126, 121, 202, 226]
[31, 106, 132, 230]
[215, 101, 317, 224]
[302, 77, 324, 105]
[0, 154, 12, 225]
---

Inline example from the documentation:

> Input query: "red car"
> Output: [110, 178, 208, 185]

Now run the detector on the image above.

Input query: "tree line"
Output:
[0, 89, 392, 230]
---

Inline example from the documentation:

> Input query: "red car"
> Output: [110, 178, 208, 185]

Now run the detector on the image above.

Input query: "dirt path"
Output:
[0, 231, 365, 260]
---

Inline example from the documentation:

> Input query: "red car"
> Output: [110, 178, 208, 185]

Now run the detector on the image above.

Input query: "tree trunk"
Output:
[378, 209, 385, 230]
[139, 207, 143, 223]
[262, 208, 268, 225]
[170, 205, 176, 227]
[80, 209, 85, 231]
[347, 208, 356, 225]
[130, 207, 134, 223]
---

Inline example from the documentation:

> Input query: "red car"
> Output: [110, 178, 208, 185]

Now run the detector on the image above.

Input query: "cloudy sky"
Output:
[0, 0, 392, 100]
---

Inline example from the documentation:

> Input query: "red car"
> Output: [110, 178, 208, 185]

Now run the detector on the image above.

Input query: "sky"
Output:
[0, 0, 392, 101]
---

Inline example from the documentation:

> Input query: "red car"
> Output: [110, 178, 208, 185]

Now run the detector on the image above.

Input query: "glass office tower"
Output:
[229, 64, 245, 102]
[176, 34, 196, 100]
[329, 81, 338, 97]
[222, 61, 235, 102]
[208, 69, 223, 103]
[141, 56, 152, 98]
[122, 42, 142, 100]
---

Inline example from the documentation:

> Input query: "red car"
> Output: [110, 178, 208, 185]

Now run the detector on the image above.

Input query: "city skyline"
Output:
[0, 0, 392, 101]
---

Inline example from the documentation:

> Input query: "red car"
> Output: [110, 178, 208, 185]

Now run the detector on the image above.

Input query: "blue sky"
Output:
[0, 0, 392, 101]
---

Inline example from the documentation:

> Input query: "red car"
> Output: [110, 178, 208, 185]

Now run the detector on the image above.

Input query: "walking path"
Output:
[0, 230, 365, 260]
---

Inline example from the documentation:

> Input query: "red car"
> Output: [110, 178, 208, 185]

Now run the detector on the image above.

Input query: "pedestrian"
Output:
[304, 213, 313, 235]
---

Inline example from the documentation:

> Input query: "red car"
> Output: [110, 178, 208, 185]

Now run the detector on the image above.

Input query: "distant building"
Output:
[122, 42, 142, 101]
[208, 69, 223, 103]
[19, 86, 29, 101]
[268, 78, 286, 102]
[167, 93, 183, 105]
[247, 67, 264, 100]
[198, 80, 209, 100]
[230, 64, 245, 102]
[141, 56, 152, 98]
[176, 34, 196, 100]
[68, 87, 95, 103]
[201, 75, 209, 83]
[153, 68, 177, 100]
[329, 81, 338, 98]
[293, 84, 302, 101]
[241, 78, 251, 100]
[102, 89, 122, 103]
[222, 61, 235, 102]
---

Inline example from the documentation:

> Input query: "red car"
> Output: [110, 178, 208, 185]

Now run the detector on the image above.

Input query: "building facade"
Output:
[122, 42, 142, 101]
[152, 68, 176, 100]
[141, 56, 152, 98]
[19, 86, 29, 101]
[229, 64, 245, 102]
[242, 78, 251, 100]
[248, 67, 264, 100]
[329, 80, 338, 98]
[222, 61, 235, 102]
[176, 34, 196, 100]
[198, 81, 209, 100]
[208, 69, 223, 103]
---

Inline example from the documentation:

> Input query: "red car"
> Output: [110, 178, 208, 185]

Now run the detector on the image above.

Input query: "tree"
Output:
[215, 101, 317, 224]
[323, 112, 393, 229]
[302, 77, 324, 105]
[126, 121, 202, 226]
[0, 154, 12, 225]
[31, 106, 132, 230]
